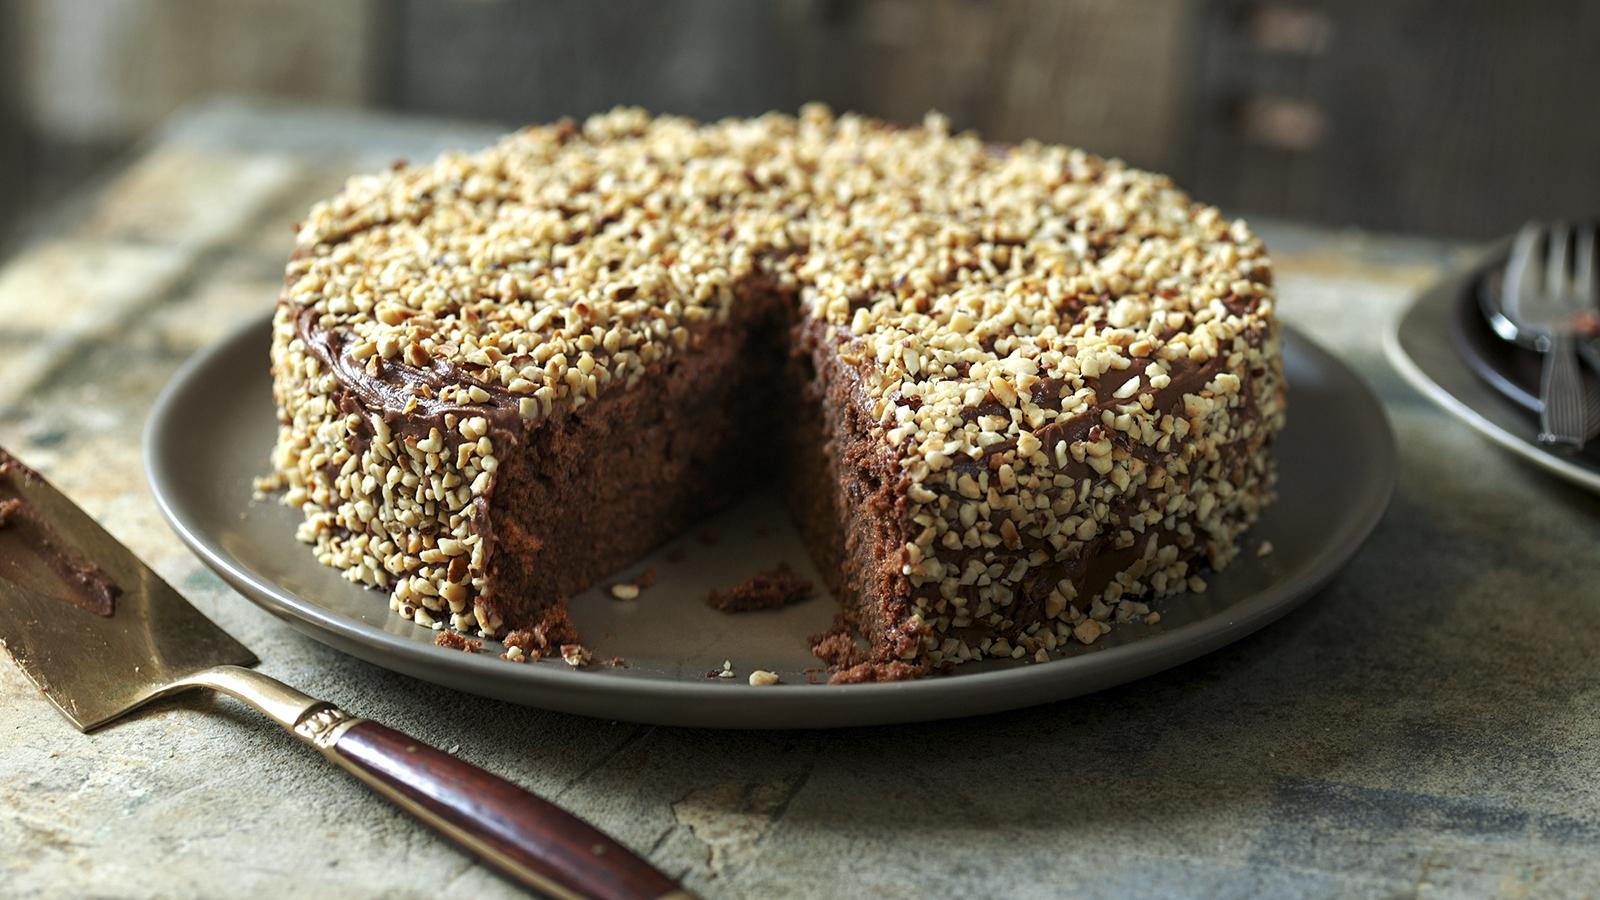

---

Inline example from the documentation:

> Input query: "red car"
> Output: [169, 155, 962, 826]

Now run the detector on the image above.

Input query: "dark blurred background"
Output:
[2, 0, 1598, 247]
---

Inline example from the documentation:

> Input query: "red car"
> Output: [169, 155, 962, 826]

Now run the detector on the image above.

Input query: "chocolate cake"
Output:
[707, 565, 814, 613]
[269, 107, 1286, 680]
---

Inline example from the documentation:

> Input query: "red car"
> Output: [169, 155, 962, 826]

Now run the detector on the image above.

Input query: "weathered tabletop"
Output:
[2, 101, 1597, 900]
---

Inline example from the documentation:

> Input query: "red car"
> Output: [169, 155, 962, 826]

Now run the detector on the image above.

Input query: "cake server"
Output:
[0, 448, 688, 900]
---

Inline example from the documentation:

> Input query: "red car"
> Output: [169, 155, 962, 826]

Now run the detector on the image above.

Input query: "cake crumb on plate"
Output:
[707, 564, 813, 613]
[560, 644, 592, 667]
[434, 632, 481, 653]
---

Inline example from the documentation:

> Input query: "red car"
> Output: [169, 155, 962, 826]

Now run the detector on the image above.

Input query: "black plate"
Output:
[1448, 255, 1600, 462]
[146, 312, 1395, 728]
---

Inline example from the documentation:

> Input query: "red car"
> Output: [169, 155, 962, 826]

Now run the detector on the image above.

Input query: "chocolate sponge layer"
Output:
[475, 288, 829, 633]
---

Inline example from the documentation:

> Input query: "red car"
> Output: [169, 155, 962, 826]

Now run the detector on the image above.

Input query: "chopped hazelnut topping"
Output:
[1072, 620, 1105, 645]
[560, 644, 592, 667]
[269, 106, 1284, 671]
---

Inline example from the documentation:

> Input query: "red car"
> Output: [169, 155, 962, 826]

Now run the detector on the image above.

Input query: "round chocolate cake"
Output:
[269, 106, 1285, 681]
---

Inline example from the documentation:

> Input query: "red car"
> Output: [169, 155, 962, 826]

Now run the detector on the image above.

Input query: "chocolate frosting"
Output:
[293, 309, 530, 575]
[0, 456, 120, 618]
[295, 308, 522, 442]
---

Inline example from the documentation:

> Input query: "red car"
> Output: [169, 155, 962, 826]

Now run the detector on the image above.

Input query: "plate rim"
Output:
[1386, 264, 1600, 494]
[146, 310, 1396, 728]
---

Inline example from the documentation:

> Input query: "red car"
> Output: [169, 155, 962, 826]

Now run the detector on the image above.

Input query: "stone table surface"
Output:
[2, 101, 1598, 900]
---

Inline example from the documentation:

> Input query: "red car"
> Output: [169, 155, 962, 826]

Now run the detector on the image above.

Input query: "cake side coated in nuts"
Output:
[268, 106, 1286, 676]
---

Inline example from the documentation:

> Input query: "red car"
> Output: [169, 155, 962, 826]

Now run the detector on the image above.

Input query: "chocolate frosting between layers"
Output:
[294, 308, 523, 443]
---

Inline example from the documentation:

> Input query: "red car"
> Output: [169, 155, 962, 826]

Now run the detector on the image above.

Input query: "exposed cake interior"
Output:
[478, 288, 790, 634]
[787, 319, 921, 674]
[476, 284, 920, 673]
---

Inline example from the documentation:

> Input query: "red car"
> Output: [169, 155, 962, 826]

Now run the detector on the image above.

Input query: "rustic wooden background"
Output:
[3, 0, 1598, 245]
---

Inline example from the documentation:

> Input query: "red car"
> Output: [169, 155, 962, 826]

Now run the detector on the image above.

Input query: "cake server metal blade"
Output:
[0, 450, 256, 731]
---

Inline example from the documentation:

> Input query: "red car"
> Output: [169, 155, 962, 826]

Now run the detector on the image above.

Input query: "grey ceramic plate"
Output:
[1387, 260, 1600, 494]
[147, 312, 1394, 728]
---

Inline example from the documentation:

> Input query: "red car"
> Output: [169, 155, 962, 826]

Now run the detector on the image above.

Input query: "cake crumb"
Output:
[1187, 575, 1207, 593]
[560, 644, 592, 667]
[748, 669, 780, 686]
[1143, 611, 1162, 625]
[808, 614, 926, 682]
[1033, 648, 1050, 663]
[1257, 540, 1275, 557]
[602, 656, 628, 668]
[0, 499, 20, 529]
[500, 645, 528, 663]
[809, 618, 868, 669]
[826, 660, 925, 684]
[500, 607, 578, 657]
[1072, 620, 1105, 645]
[501, 629, 542, 654]
[435, 632, 481, 653]
[705, 659, 735, 679]
[707, 564, 813, 613]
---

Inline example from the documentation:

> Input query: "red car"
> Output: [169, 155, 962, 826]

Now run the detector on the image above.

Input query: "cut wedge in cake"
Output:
[269, 106, 1286, 682]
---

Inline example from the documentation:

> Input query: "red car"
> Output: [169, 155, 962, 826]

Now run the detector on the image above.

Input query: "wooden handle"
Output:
[326, 719, 686, 900]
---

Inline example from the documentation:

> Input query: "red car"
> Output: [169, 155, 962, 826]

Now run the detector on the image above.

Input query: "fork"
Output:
[1502, 221, 1597, 449]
